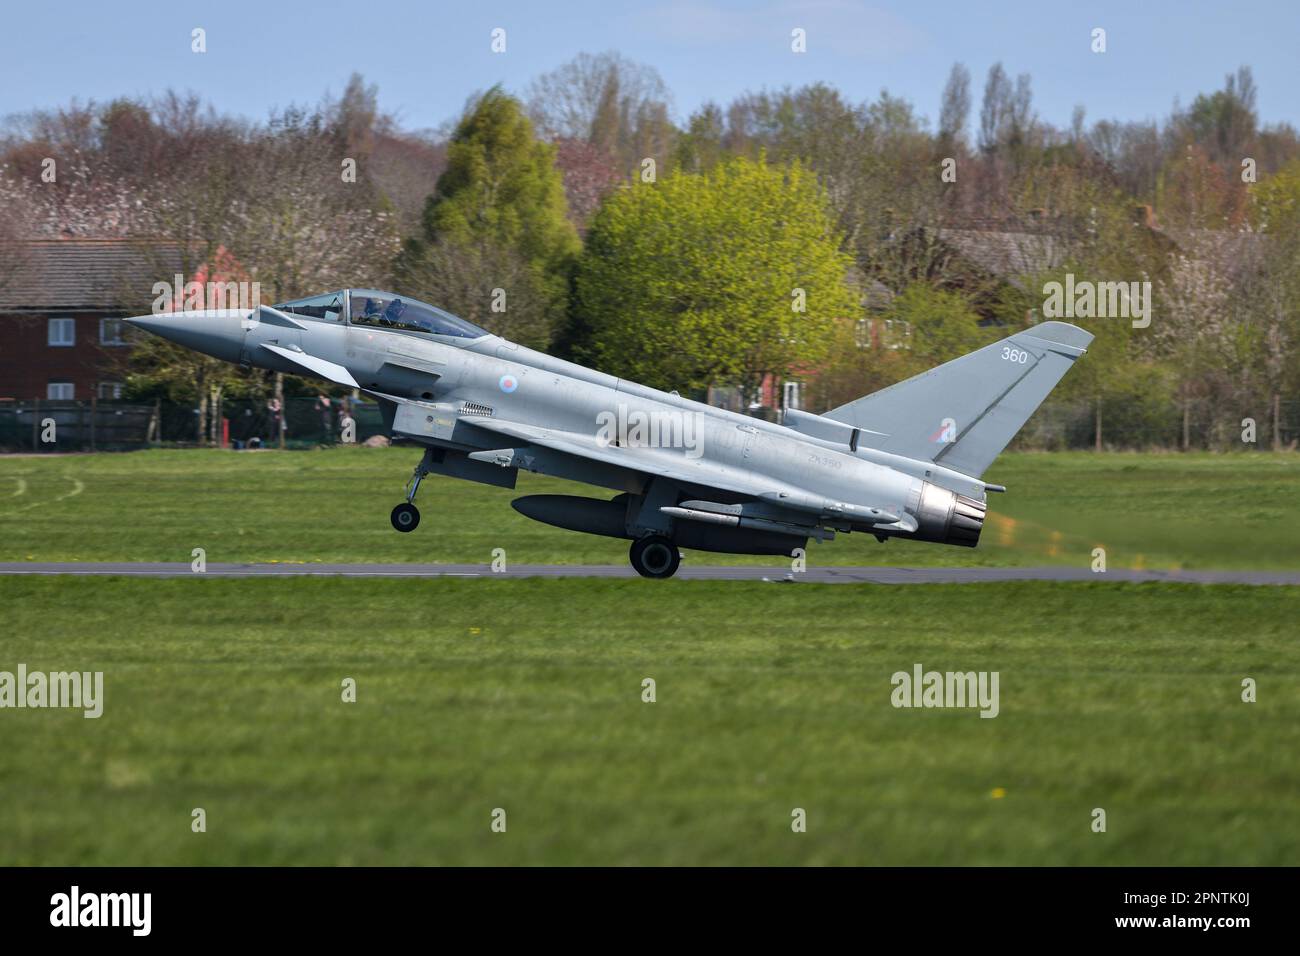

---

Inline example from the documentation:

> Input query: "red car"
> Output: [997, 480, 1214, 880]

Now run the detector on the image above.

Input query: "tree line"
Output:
[2, 54, 1298, 449]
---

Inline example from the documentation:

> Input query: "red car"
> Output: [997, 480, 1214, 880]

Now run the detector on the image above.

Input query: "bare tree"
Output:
[1239, 229, 1300, 449]
[978, 63, 1036, 154]
[397, 236, 553, 348]
[938, 63, 971, 149]
[526, 51, 673, 171]
[978, 63, 1010, 154]
[1156, 232, 1241, 447]
[0, 92, 402, 442]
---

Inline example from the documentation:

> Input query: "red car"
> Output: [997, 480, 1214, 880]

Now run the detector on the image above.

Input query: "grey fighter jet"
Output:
[126, 290, 1092, 578]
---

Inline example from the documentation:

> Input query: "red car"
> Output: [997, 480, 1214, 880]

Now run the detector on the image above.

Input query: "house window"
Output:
[883, 319, 913, 350]
[782, 381, 802, 411]
[100, 318, 127, 346]
[48, 317, 76, 347]
[47, 382, 75, 400]
[97, 382, 123, 400]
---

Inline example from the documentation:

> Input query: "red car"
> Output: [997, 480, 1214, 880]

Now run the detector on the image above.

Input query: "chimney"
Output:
[1134, 204, 1157, 229]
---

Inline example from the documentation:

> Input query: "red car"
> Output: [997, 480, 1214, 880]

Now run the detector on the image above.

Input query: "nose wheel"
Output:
[391, 502, 420, 532]
[391, 454, 430, 533]
[630, 535, 681, 579]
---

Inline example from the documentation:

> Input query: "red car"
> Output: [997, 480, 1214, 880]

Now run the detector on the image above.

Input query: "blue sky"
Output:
[3, 0, 1297, 134]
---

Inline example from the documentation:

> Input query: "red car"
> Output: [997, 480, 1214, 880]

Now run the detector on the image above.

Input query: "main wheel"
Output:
[629, 535, 681, 579]
[390, 502, 420, 533]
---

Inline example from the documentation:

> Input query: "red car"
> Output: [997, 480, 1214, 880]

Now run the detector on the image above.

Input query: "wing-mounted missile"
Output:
[657, 496, 900, 541]
[659, 504, 835, 543]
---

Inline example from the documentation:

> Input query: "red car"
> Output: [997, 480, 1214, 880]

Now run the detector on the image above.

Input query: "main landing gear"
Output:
[629, 534, 681, 579]
[391, 457, 427, 533]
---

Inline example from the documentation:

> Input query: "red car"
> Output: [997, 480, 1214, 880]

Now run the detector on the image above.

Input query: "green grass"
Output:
[3, 450, 1294, 865]
[1, 448, 1298, 568]
[1, 577, 1297, 866]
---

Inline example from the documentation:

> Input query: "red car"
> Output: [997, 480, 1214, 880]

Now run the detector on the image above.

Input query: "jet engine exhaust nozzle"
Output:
[912, 482, 986, 548]
[945, 493, 987, 547]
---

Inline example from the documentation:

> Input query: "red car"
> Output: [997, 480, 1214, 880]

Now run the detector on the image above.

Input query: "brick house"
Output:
[0, 238, 179, 401]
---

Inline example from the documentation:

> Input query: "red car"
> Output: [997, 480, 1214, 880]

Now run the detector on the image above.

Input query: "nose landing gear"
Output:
[391, 457, 428, 533]
[390, 501, 420, 532]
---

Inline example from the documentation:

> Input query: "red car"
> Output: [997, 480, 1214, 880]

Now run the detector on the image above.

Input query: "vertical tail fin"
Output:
[824, 321, 1093, 477]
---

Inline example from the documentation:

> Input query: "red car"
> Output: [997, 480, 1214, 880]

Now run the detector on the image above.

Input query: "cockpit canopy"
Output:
[275, 290, 344, 322]
[274, 289, 488, 340]
[348, 289, 489, 339]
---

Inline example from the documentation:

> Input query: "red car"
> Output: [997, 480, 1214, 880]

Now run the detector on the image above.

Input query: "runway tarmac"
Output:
[1, 562, 1297, 584]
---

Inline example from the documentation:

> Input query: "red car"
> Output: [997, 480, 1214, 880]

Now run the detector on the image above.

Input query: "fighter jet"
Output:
[126, 290, 1092, 578]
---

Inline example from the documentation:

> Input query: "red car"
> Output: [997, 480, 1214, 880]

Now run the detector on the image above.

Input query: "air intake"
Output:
[461, 401, 494, 417]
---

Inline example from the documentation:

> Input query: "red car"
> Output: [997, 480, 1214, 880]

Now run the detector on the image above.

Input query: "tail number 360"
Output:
[1001, 347, 1030, 364]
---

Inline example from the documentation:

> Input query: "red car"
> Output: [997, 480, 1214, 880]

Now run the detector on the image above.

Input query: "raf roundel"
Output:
[499, 374, 519, 394]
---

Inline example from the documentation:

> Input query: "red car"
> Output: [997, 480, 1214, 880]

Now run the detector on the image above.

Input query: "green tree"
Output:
[812, 285, 990, 411]
[672, 102, 726, 174]
[1182, 66, 1258, 168]
[1247, 161, 1300, 447]
[573, 155, 858, 401]
[878, 284, 992, 369]
[397, 87, 579, 347]
[1032, 264, 1147, 450]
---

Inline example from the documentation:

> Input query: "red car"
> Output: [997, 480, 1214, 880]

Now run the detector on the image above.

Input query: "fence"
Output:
[1011, 397, 1300, 452]
[0, 400, 156, 451]
[1, 395, 1296, 454]
[0, 397, 389, 452]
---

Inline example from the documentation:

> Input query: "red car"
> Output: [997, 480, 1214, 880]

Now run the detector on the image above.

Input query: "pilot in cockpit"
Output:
[383, 298, 406, 324]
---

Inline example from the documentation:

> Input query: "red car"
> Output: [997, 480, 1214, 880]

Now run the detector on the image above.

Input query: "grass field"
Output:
[1, 576, 1297, 866]
[2, 449, 1297, 866]
[1, 447, 1299, 569]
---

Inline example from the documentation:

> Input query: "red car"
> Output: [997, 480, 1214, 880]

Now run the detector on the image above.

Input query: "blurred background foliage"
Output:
[3, 56, 1299, 449]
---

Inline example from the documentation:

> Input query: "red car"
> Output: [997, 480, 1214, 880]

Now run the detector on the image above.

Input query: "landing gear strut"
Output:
[630, 534, 681, 579]
[391, 456, 427, 533]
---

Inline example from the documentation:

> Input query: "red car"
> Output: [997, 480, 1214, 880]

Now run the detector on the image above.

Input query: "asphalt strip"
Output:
[0, 563, 1296, 585]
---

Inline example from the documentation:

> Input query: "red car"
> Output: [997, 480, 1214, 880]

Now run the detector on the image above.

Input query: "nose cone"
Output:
[125, 310, 250, 363]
